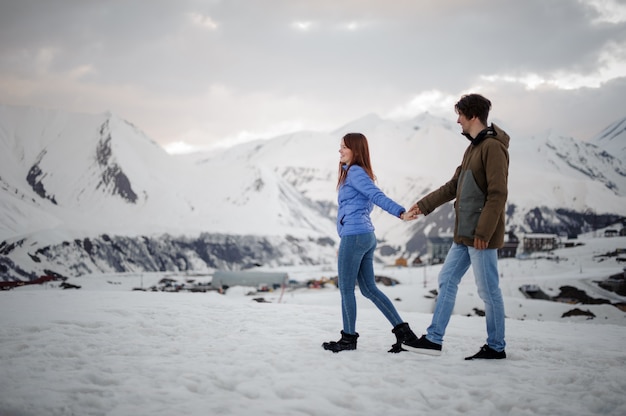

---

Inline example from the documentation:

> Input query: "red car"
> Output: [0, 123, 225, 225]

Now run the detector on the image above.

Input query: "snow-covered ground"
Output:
[1, 235, 625, 416]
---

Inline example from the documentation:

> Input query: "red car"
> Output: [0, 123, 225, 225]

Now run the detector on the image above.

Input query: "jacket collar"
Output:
[462, 124, 496, 145]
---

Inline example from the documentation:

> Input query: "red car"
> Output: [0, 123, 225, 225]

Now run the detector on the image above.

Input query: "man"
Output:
[404, 93, 509, 360]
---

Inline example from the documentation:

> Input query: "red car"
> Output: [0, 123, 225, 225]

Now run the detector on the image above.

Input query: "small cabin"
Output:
[394, 257, 408, 267]
[211, 270, 288, 291]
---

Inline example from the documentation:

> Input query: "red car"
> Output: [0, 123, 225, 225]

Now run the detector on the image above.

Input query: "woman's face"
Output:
[339, 139, 353, 165]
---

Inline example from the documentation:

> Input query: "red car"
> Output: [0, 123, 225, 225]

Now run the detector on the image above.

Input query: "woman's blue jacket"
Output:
[336, 164, 405, 237]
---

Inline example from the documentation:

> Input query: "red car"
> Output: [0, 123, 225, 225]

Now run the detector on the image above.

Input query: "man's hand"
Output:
[408, 203, 422, 216]
[474, 238, 489, 250]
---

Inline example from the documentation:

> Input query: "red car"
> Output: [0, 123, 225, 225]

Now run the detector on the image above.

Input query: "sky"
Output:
[1, 0, 625, 154]
[1, 234, 625, 415]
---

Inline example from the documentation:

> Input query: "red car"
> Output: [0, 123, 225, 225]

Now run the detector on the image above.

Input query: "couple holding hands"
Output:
[323, 93, 510, 360]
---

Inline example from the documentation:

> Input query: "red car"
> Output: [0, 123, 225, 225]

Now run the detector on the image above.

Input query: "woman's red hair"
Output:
[337, 133, 376, 189]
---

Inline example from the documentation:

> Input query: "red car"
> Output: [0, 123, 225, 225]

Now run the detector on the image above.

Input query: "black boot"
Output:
[389, 326, 406, 353]
[322, 330, 359, 353]
[389, 322, 420, 353]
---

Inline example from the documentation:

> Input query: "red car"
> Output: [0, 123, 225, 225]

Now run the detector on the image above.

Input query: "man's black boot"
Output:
[393, 323, 443, 356]
[465, 344, 506, 360]
[322, 331, 359, 353]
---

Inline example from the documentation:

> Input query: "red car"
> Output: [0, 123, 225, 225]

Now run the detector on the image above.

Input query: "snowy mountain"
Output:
[1, 104, 625, 281]
[590, 116, 626, 161]
[194, 111, 626, 252]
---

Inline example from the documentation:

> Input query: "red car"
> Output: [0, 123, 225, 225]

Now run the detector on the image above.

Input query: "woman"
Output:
[322, 132, 420, 353]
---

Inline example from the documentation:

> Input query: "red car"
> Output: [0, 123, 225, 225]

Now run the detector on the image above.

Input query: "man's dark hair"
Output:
[454, 94, 492, 125]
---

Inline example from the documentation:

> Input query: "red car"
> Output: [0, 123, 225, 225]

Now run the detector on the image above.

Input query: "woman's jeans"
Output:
[426, 242, 506, 352]
[337, 232, 403, 334]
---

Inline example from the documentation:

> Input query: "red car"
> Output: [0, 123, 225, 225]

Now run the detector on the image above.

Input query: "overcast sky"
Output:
[1, 0, 625, 153]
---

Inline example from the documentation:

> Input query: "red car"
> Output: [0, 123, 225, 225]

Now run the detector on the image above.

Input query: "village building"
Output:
[520, 233, 559, 254]
[426, 235, 454, 264]
[498, 231, 519, 258]
[394, 257, 408, 267]
[211, 270, 288, 291]
[427, 231, 519, 262]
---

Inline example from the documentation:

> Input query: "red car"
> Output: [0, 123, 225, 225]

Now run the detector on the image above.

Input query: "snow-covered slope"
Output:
[195, 111, 626, 252]
[1, 104, 625, 279]
[590, 116, 626, 161]
[508, 131, 626, 213]
[1, 233, 625, 416]
[0, 105, 337, 241]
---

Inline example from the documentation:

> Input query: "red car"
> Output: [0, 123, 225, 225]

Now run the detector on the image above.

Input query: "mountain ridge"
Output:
[1, 104, 625, 280]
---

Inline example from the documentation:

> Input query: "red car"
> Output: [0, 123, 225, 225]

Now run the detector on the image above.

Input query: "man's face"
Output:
[456, 112, 472, 135]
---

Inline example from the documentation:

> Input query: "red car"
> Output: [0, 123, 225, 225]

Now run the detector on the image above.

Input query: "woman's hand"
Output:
[401, 210, 418, 221]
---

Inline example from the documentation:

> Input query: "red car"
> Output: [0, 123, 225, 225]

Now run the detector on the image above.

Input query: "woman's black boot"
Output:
[322, 330, 359, 353]
[389, 322, 419, 353]
[388, 330, 405, 353]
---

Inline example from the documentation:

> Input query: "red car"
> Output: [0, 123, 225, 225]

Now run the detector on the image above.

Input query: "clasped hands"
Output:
[401, 202, 490, 250]
[400, 203, 422, 221]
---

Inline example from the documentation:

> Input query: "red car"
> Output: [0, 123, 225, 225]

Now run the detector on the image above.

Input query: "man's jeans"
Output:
[426, 242, 506, 351]
[338, 232, 403, 334]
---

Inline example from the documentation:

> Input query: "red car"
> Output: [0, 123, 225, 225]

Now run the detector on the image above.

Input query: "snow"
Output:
[1, 234, 625, 416]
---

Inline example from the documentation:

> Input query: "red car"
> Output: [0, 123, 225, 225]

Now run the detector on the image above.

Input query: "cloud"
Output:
[0, 0, 624, 152]
[189, 12, 219, 30]
[163, 140, 200, 155]
[291, 21, 315, 31]
[580, 0, 626, 24]
[68, 64, 96, 80]
[386, 91, 458, 120]
[480, 39, 626, 90]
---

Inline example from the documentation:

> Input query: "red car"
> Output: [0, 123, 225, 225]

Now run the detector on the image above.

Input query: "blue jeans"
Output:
[426, 242, 506, 352]
[337, 232, 404, 334]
